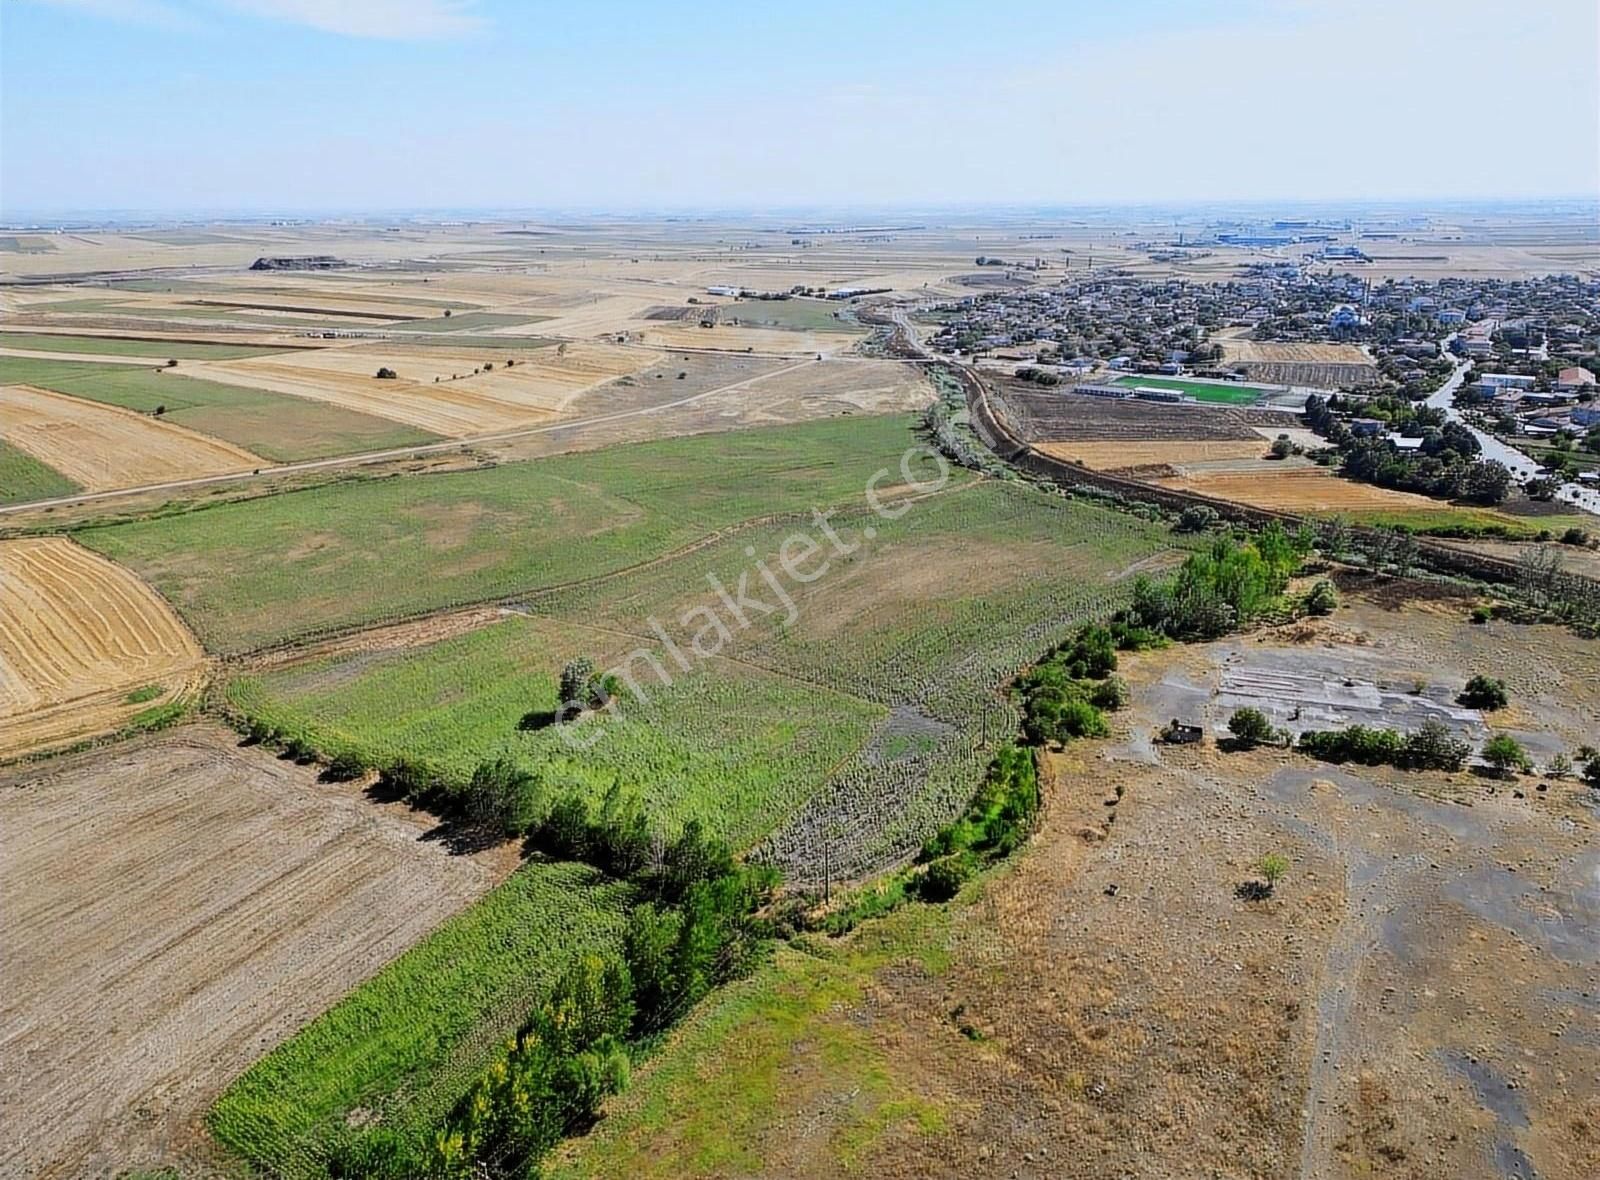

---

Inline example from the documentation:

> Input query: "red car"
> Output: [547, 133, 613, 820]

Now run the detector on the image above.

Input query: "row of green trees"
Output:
[330, 816, 775, 1179]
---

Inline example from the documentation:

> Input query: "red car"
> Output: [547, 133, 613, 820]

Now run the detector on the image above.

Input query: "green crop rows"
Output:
[209, 861, 632, 1178]
[227, 615, 883, 849]
[0, 441, 78, 505]
[0, 331, 286, 359]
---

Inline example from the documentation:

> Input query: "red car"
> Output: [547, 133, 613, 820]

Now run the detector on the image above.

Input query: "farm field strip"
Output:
[0, 331, 287, 359]
[0, 537, 204, 756]
[76, 414, 936, 653]
[1155, 466, 1474, 514]
[1034, 439, 1269, 470]
[181, 340, 661, 436]
[209, 859, 631, 1178]
[0, 383, 264, 490]
[0, 356, 440, 463]
[0, 439, 78, 505]
[0, 726, 511, 1178]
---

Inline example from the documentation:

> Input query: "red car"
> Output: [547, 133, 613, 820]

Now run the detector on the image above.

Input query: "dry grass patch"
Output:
[0, 384, 262, 490]
[1157, 466, 1455, 514]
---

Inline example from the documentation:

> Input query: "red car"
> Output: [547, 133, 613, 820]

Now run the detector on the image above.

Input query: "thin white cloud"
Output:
[22, 0, 188, 27]
[225, 0, 485, 39]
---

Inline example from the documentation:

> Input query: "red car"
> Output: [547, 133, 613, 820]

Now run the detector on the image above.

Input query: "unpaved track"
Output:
[1, 384, 263, 490]
[0, 724, 512, 1178]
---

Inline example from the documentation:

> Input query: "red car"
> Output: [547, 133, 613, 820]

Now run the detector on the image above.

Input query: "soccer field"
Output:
[1110, 375, 1271, 404]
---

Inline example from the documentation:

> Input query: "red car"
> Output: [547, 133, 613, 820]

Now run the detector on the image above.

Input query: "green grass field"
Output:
[0, 332, 287, 359]
[78, 415, 942, 653]
[210, 861, 633, 1177]
[551, 899, 960, 1179]
[527, 479, 1181, 871]
[0, 441, 79, 505]
[1110, 375, 1270, 405]
[719, 299, 862, 333]
[227, 616, 884, 848]
[394, 311, 551, 333]
[0, 356, 438, 462]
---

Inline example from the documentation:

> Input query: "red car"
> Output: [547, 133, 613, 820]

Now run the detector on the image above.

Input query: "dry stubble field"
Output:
[0, 537, 205, 758]
[0, 383, 263, 490]
[181, 340, 661, 436]
[0, 724, 513, 1179]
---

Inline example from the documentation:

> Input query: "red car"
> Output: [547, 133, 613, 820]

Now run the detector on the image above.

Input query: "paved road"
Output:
[1425, 333, 1600, 517]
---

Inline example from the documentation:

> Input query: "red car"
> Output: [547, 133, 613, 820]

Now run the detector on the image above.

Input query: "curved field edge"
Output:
[208, 860, 632, 1177]
[74, 413, 939, 654]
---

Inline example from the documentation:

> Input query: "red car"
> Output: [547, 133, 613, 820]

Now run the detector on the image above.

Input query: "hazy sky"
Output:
[2, 0, 1597, 215]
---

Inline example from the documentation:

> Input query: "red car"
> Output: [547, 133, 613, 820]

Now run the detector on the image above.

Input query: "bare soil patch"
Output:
[1035, 438, 1267, 471]
[992, 382, 1296, 443]
[0, 384, 262, 490]
[0, 724, 513, 1178]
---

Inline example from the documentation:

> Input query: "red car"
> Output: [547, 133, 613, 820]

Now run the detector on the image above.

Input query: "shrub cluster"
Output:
[1015, 624, 1131, 745]
[1126, 525, 1310, 640]
[1296, 717, 1470, 771]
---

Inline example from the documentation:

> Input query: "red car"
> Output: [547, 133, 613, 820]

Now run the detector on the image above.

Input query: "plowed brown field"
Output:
[1035, 439, 1267, 470]
[0, 385, 262, 490]
[0, 724, 512, 1178]
[184, 340, 661, 436]
[0, 537, 204, 757]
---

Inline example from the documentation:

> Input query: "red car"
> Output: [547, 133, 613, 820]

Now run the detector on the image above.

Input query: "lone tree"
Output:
[1481, 733, 1530, 777]
[1258, 853, 1289, 893]
[1305, 579, 1338, 616]
[375, 366, 398, 380]
[1458, 674, 1508, 710]
[1228, 706, 1282, 749]
[558, 657, 596, 717]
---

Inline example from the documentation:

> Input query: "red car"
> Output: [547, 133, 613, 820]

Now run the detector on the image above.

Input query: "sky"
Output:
[2, 0, 1597, 216]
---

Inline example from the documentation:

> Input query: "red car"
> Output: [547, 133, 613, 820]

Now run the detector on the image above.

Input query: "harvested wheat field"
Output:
[1035, 439, 1267, 471]
[0, 537, 204, 757]
[1159, 466, 1454, 513]
[0, 385, 263, 490]
[0, 724, 512, 1178]
[183, 340, 660, 436]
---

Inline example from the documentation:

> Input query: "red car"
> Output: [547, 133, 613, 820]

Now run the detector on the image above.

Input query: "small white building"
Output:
[1479, 373, 1536, 390]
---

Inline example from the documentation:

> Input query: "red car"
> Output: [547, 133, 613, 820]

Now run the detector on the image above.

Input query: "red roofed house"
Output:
[1555, 366, 1596, 393]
